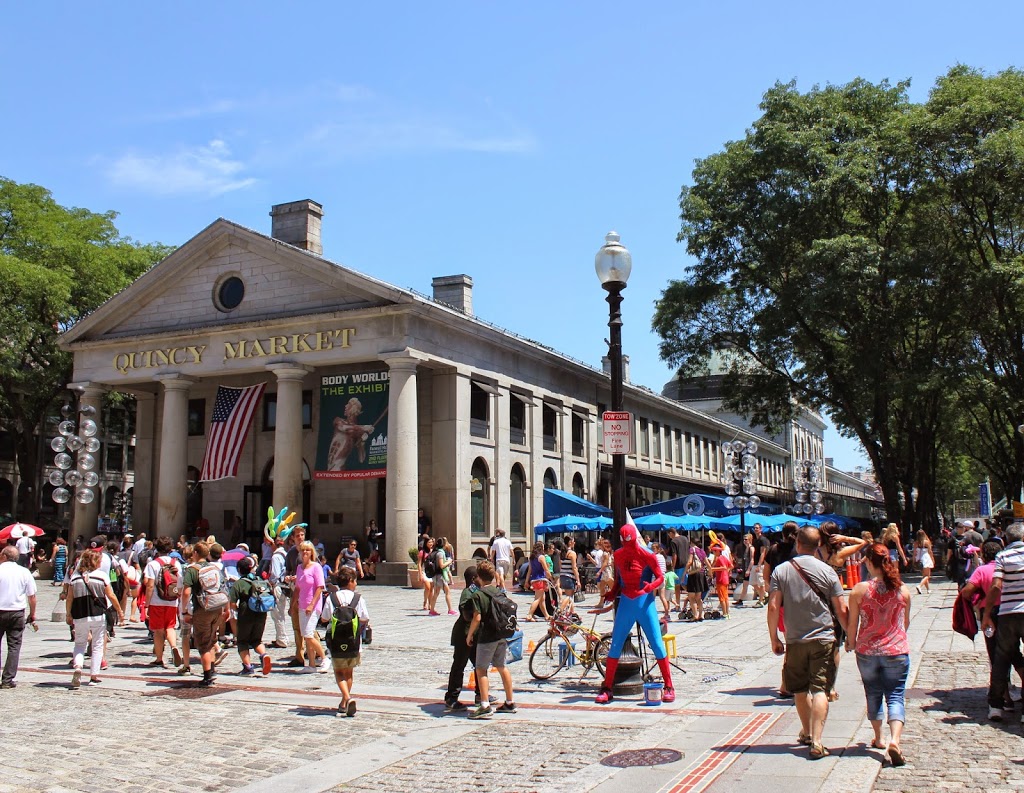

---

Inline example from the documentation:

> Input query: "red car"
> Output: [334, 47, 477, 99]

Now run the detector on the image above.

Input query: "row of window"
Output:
[471, 383, 587, 455]
[187, 393, 314, 436]
[469, 457, 586, 538]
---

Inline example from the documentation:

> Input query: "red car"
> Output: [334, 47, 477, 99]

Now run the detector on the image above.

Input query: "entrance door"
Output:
[243, 485, 272, 548]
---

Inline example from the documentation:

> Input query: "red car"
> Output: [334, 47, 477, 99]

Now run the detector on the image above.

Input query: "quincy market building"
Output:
[58, 200, 877, 581]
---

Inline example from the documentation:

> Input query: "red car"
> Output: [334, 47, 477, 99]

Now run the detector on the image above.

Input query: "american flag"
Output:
[199, 384, 267, 481]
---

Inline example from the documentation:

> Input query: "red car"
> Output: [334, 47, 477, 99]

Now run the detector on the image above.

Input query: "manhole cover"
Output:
[145, 686, 225, 700]
[601, 748, 683, 768]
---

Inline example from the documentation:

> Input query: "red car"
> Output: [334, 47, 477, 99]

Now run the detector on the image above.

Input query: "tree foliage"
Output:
[654, 67, 1024, 532]
[0, 178, 171, 519]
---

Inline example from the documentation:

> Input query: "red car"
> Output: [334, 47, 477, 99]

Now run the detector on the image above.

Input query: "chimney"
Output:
[431, 274, 474, 315]
[601, 354, 630, 383]
[270, 200, 323, 255]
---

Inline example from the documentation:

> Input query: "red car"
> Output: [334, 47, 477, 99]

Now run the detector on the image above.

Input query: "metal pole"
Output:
[605, 282, 627, 546]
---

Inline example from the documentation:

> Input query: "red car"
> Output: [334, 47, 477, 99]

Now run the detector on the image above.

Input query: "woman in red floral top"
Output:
[845, 542, 912, 768]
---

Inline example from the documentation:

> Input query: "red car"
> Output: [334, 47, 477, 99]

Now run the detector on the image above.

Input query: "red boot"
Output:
[596, 658, 619, 704]
[595, 687, 613, 704]
[658, 657, 675, 703]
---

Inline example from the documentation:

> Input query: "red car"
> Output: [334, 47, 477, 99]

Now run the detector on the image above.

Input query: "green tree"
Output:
[653, 75, 980, 535]
[0, 178, 171, 521]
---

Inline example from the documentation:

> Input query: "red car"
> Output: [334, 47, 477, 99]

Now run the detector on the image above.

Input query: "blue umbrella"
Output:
[534, 515, 613, 535]
[633, 513, 710, 531]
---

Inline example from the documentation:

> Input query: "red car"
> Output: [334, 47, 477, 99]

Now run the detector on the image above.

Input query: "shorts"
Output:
[531, 579, 548, 592]
[783, 639, 835, 695]
[298, 607, 321, 639]
[433, 574, 448, 589]
[475, 639, 508, 670]
[235, 612, 268, 651]
[673, 568, 687, 586]
[495, 560, 511, 581]
[332, 655, 361, 671]
[191, 608, 222, 654]
[750, 567, 765, 588]
[148, 604, 178, 631]
[715, 584, 729, 603]
[559, 574, 576, 592]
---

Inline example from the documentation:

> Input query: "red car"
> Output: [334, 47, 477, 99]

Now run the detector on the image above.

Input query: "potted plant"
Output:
[407, 547, 422, 589]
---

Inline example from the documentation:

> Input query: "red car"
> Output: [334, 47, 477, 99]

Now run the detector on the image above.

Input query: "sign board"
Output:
[979, 480, 992, 517]
[602, 411, 633, 455]
[315, 370, 389, 480]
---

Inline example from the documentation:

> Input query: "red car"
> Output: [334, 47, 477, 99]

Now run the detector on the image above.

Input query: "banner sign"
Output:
[979, 479, 992, 517]
[314, 370, 389, 480]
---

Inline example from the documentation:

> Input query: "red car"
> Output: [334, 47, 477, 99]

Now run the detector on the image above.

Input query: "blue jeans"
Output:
[856, 653, 909, 723]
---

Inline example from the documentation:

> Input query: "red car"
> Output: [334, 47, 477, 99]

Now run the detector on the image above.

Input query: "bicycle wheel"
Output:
[593, 636, 611, 677]
[529, 635, 567, 680]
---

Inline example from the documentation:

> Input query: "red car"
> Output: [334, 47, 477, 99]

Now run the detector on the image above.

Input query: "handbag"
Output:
[790, 560, 846, 644]
[362, 625, 373, 645]
[573, 591, 585, 604]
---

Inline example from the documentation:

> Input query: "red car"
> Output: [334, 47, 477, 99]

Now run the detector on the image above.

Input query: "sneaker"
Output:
[336, 699, 347, 718]
[496, 701, 517, 713]
[261, 654, 273, 676]
[663, 686, 676, 703]
[752, 602, 764, 609]
[177, 665, 193, 676]
[346, 699, 357, 717]
[444, 701, 468, 713]
[988, 706, 1004, 721]
[171, 647, 183, 667]
[299, 665, 317, 674]
[595, 688, 613, 705]
[239, 665, 255, 677]
[197, 675, 215, 688]
[99, 661, 109, 671]
[268, 640, 288, 649]
[448, 610, 457, 615]
[0, 681, 15, 689]
[318, 658, 330, 674]
[71, 669, 82, 689]
[429, 610, 441, 616]
[732, 600, 743, 607]
[214, 650, 229, 667]
[86, 677, 101, 686]
[468, 704, 493, 720]
[915, 585, 922, 595]
[474, 694, 499, 705]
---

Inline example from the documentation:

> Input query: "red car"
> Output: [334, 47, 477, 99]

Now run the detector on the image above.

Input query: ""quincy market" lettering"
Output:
[112, 328, 356, 374]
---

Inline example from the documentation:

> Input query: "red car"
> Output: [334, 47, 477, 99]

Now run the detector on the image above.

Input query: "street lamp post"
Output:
[722, 439, 761, 534]
[792, 459, 825, 517]
[595, 231, 632, 542]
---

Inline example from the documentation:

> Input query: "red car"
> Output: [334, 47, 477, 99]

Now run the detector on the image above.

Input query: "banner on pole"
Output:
[314, 370, 389, 480]
[979, 479, 992, 518]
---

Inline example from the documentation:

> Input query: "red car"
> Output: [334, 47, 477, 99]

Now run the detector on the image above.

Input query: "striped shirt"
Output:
[994, 541, 1024, 615]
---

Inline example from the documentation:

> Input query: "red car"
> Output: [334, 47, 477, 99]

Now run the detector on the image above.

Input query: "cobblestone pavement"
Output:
[1, 576, 1018, 792]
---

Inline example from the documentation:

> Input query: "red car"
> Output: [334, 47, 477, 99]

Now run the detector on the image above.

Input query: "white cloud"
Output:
[304, 117, 537, 157]
[106, 140, 257, 197]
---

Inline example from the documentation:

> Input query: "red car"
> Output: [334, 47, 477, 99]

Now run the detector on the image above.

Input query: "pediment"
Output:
[62, 220, 410, 344]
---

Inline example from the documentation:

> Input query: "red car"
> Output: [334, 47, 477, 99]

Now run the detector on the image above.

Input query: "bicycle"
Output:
[528, 609, 611, 681]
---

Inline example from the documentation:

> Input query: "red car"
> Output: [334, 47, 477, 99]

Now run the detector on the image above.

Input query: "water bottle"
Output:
[984, 625, 995, 639]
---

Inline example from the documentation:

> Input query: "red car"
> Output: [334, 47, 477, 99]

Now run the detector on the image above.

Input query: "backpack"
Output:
[106, 553, 125, 599]
[482, 587, 519, 639]
[325, 591, 362, 657]
[422, 551, 438, 578]
[154, 557, 180, 602]
[196, 563, 229, 611]
[246, 577, 276, 613]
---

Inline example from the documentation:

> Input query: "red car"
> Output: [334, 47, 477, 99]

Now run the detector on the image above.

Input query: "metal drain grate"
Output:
[601, 748, 683, 768]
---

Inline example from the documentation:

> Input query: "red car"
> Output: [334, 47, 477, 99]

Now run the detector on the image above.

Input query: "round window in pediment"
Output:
[214, 274, 245, 312]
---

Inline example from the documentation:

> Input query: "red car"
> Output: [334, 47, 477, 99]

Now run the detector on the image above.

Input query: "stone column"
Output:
[267, 364, 311, 518]
[131, 392, 156, 534]
[68, 382, 106, 537]
[382, 354, 420, 572]
[154, 374, 194, 537]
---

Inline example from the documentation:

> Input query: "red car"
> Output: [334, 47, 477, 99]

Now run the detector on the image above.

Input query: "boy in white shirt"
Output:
[321, 567, 370, 717]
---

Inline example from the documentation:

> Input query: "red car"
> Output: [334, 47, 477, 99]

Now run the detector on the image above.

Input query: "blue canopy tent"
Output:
[535, 515, 612, 536]
[633, 513, 711, 531]
[543, 489, 612, 521]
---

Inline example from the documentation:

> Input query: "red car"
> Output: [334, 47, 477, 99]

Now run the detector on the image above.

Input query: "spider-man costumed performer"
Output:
[591, 522, 675, 704]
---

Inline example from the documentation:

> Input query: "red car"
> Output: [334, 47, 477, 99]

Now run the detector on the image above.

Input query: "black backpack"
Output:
[105, 553, 125, 600]
[422, 552, 438, 578]
[482, 587, 518, 640]
[325, 591, 363, 658]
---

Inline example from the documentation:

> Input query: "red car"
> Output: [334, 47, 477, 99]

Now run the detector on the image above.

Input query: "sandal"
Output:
[887, 744, 906, 767]
[797, 732, 812, 746]
[808, 742, 830, 759]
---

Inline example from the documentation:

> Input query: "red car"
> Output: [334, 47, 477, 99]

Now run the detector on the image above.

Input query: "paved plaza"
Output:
[0, 576, 1020, 793]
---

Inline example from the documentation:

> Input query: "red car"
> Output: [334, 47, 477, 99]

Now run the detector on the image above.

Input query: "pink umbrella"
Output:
[0, 523, 45, 542]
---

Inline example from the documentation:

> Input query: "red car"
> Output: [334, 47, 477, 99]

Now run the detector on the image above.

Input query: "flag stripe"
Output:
[200, 384, 266, 481]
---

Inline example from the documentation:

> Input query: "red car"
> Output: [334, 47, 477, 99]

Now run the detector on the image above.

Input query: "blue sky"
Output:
[4, 1, 1022, 472]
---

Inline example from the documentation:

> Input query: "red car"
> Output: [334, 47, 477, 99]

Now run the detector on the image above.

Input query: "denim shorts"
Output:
[856, 653, 910, 723]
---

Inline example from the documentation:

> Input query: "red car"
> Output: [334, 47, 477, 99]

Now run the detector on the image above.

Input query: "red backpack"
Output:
[951, 590, 977, 641]
[155, 557, 180, 602]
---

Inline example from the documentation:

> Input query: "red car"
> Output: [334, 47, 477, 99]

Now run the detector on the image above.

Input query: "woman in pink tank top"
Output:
[845, 542, 912, 768]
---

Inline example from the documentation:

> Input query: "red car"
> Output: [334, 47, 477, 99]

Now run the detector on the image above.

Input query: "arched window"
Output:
[572, 473, 585, 498]
[509, 464, 526, 538]
[543, 468, 557, 490]
[470, 458, 489, 537]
